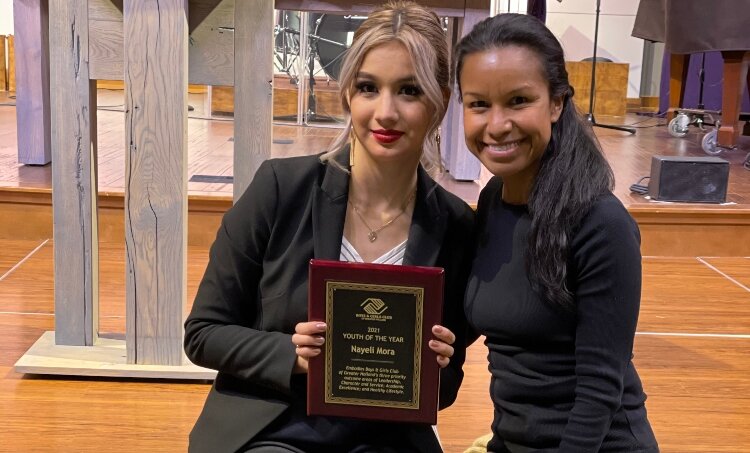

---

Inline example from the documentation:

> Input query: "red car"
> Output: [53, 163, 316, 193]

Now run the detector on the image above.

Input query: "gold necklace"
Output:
[348, 190, 417, 243]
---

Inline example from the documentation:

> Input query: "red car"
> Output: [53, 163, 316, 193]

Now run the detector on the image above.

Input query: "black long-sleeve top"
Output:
[465, 178, 659, 452]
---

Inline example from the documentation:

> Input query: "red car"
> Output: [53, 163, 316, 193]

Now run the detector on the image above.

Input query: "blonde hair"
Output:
[319, 0, 450, 175]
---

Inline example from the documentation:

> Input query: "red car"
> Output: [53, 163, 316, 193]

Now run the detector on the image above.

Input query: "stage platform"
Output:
[1, 89, 749, 256]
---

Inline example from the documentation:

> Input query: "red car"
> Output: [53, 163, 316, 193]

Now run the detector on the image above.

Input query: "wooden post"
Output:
[717, 51, 750, 148]
[8, 35, 15, 92]
[13, 0, 52, 165]
[0, 35, 6, 91]
[49, 0, 99, 346]
[123, 0, 188, 365]
[667, 53, 689, 122]
[233, 0, 273, 200]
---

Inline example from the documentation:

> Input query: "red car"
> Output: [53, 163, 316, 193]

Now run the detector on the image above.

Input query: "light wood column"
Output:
[49, 0, 99, 346]
[233, 0, 273, 200]
[8, 35, 15, 92]
[13, 0, 52, 165]
[0, 35, 6, 90]
[123, 0, 188, 365]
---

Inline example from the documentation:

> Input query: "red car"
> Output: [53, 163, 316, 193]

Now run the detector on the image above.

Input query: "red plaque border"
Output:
[307, 259, 444, 424]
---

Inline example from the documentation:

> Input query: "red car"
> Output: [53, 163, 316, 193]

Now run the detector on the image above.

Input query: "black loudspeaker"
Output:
[648, 156, 730, 203]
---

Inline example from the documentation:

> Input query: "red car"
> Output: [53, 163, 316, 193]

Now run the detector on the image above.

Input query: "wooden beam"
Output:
[89, 19, 125, 81]
[123, 0, 188, 365]
[186, 0, 225, 33]
[717, 51, 750, 148]
[87, 0, 470, 87]
[13, 0, 52, 165]
[15, 331, 216, 379]
[90, 0, 227, 33]
[89, 0, 124, 21]
[88, 0, 235, 86]
[96, 79, 208, 93]
[187, 0, 234, 87]
[49, 0, 99, 346]
[0, 35, 6, 91]
[274, 0, 469, 17]
[7, 35, 15, 92]
[233, 0, 273, 200]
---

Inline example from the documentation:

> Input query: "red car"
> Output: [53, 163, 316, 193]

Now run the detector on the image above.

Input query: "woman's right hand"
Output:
[292, 321, 327, 374]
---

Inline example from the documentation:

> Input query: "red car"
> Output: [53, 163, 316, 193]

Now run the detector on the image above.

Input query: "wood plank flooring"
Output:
[1, 89, 748, 207]
[0, 238, 748, 452]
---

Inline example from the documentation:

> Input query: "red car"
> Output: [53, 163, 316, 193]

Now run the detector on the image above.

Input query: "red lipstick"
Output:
[372, 129, 404, 144]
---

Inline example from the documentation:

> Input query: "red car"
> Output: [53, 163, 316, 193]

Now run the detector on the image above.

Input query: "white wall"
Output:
[493, 0, 645, 99]
[0, 0, 13, 35]
[547, 0, 643, 99]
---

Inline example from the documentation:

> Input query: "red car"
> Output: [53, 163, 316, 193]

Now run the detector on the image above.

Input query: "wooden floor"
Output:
[1, 239, 748, 452]
[1, 90, 750, 451]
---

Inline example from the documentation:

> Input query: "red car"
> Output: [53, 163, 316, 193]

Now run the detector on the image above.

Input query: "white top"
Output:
[340, 236, 406, 265]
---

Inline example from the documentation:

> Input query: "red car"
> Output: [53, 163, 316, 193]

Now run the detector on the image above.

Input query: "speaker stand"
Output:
[585, 0, 635, 135]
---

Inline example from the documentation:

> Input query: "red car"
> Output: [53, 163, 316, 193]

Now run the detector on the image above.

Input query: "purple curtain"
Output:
[659, 52, 750, 114]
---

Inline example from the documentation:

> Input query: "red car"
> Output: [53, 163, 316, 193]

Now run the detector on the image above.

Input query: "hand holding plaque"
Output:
[307, 259, 444, 424]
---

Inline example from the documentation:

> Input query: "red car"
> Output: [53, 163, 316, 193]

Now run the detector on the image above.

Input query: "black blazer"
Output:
[184, 151, 475, 453]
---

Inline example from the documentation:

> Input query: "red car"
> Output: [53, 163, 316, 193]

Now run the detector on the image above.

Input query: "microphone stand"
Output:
[584, 0, 635, 134]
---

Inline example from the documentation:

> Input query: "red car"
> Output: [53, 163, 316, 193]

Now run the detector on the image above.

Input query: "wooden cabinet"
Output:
[566, 61, 629, 117]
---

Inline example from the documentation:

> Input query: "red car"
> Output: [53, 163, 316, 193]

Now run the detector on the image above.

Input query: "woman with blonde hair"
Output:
[184, 2, 474, 452]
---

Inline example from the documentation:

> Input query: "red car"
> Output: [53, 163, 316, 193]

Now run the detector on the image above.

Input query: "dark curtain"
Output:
[527, 0, 546, 23]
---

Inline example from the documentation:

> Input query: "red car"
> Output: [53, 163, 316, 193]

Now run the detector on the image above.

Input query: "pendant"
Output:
[368, 231, 377, 242]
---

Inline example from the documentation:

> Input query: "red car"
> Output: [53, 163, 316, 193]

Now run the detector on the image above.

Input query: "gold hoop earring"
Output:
[436, 132, 444, 173]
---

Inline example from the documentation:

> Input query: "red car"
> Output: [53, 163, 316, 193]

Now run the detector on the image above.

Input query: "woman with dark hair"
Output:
[183, 2, 474, 452]
[456, 13, 659, 452]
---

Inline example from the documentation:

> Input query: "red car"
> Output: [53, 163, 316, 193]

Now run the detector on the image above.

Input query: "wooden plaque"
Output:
[307, 259, 444, 424]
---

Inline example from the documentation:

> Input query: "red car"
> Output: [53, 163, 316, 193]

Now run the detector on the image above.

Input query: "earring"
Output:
[436, 132, 444, 173]
[349, 129, 356, 167]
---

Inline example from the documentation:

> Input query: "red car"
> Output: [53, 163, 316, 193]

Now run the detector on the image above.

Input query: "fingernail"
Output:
[315, 336, 325, 345]
[429, 340, 437, 347]
[316, 323, 327, 329]
[433, 325, 444, 334]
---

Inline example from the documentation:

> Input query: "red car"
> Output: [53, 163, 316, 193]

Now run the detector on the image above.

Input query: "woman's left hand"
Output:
[430, 325, 455, 368]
